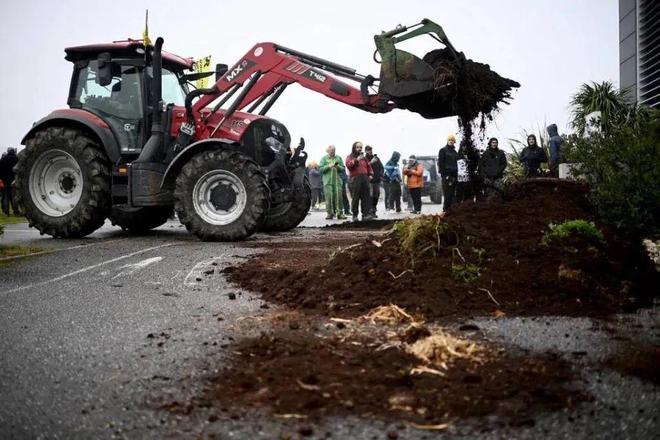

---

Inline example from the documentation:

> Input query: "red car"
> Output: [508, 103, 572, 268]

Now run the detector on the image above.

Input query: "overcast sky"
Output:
[0, 0, 618, 161]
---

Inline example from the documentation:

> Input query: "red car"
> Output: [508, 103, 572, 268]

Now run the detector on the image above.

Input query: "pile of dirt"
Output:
[393, 48, 520, 123]
[193, 330, 583, 426]
[225, 180, 656, 318]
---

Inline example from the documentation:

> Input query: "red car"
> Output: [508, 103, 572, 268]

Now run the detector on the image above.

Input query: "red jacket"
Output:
[345, 154, 373, 178]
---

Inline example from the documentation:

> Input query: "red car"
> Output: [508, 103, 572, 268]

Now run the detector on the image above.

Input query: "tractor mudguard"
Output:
[21, 109, 121, 163]
[160, 139, 241, 190]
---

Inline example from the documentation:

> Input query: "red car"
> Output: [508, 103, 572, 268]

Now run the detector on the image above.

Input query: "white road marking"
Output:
[0, 243, 175, 295]
[111, 256, 163, 279]
[183, 258, 218, 286]
[0, 239, 126, 262]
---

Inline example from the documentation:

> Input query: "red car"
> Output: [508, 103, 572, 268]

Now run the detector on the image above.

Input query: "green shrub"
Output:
[542, 219, 604, 246]
[565, 114, 660, 235]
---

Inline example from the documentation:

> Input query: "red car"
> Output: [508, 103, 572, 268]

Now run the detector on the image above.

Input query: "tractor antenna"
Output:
[142, 10, 151, 46]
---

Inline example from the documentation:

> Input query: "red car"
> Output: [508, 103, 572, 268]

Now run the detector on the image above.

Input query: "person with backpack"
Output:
[384, 151, 402, 213]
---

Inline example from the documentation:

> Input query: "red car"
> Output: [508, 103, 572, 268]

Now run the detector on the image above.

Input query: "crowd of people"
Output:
[0, 147, 18, 215]
[307, 125, 561, 220]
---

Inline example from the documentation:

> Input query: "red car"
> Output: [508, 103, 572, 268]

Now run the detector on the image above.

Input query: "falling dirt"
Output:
[393, 47, 519, 132]
[225, 180, 657, 319]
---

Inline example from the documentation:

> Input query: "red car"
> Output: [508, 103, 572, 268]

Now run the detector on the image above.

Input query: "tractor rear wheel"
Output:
[110, 205, 173, 232]
[14, 127, 111, 238]
[174, 150, 268, 241]
[260, 175, 311, 232]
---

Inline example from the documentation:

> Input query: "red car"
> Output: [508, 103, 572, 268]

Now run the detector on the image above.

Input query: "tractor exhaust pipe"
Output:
[136, 37, 164, 163]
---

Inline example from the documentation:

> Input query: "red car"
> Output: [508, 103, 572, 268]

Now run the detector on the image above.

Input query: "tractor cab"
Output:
[64, 41, 193, 157]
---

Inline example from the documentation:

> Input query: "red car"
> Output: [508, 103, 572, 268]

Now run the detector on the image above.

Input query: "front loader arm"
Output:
[190, 43, 392, 139]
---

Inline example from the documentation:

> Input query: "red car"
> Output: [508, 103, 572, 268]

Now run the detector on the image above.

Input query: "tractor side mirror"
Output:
[215, 63, 228, 82]
[96, 52, 113, 87]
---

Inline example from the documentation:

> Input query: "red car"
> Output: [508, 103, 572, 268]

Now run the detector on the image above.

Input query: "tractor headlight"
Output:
[264, 136, 284, 153]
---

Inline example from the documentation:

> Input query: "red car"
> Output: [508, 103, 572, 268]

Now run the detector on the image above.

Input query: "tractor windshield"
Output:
[162, 69, 187, 106]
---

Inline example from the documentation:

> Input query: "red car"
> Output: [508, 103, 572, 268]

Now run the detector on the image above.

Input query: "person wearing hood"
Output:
[365, 145, 383, 217]
[319, 146, 346, 220]
[520, 134, 548, 177]
[345, 141, 374, 221]
[437, 134, 459, 212]
[0, 147, 19, 215]
[547, 124, 562, 176]
[384, 151, 402, 212]
[478, 137, 507, 197]
[403, 154, 424, 214]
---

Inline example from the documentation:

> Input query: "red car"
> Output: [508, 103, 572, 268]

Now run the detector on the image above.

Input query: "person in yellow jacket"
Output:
[403, 154, 424, 214]
[319, 145, 347, 220]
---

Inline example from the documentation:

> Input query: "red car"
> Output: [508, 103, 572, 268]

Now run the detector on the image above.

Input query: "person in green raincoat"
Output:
[319, 145, 346, 220]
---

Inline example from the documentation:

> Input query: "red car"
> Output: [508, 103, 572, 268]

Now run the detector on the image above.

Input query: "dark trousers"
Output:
[349, 175, 371, 217]
[311, 188, 322, 207]
[409, 187, 422, 212]
[441, 178, 456, 212]
[370, 182, 380, 213]
[456, 181, 472, 203]
[1, 184, 17, 215]
[383, 182, 391, 209]
[388, 181, 401, 212]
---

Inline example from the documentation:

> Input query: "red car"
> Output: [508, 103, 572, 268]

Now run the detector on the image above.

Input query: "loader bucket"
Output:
[374, 19, 520, 121]
[375, 19, 462, 119]
[378, 47, 461, 119]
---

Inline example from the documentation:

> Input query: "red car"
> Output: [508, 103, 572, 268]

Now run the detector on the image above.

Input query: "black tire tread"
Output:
[173, 150, 268, 241]
[14, 126, 111, 238]
[260, 175, 311, 232]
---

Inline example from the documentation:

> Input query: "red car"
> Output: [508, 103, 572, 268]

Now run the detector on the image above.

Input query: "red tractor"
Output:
[15, 19, 458, 240]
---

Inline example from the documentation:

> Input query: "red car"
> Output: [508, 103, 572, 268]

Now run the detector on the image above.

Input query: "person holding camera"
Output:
[437, 134, 459, 212]
[345, 141, 374, 222]
[403, 155, 424, 214]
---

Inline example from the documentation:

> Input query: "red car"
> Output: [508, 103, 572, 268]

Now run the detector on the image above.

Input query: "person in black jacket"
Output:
[437, 134, 459, 212]
[520, 134, 548, 177]
[0, 148, 19, 215]
[478, 138, 507, 197]
[365, 145, 383, 216]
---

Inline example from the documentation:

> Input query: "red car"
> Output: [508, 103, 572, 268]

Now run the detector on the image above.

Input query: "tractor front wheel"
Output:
[259, 175, 311, 232]
[174, 150, 268, 241]
[14, 127, 111, 238]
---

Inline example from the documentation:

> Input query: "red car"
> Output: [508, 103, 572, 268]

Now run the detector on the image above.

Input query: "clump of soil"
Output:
[194, 331, 583, 425]
[393, 48, 520, 122]
[325, 219, 396, 230]
[605, 345, 660, 385]
[226, 180, 656, 318]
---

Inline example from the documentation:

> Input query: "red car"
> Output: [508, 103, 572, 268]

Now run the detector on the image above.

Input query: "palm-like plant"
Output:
[570, 81, 627, 135]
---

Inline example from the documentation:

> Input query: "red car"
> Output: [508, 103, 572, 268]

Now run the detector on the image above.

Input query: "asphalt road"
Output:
[0, 203, 658, 439]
